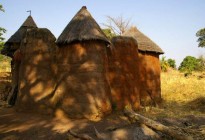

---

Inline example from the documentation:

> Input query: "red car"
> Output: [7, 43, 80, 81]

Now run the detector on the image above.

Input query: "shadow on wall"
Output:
[107, 36, 140, 110]
[16, 28, 112, 119]
[54, 40, 111, 119]
[138, 52, 162, 106]
[15, 31, 162, 119]
[16, 28, 58, 114]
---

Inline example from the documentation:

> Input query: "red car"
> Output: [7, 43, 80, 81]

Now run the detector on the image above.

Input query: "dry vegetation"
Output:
[139, 69, 205, 140]
[162, 70, 205, 115]
[0, 55, 11, 73]
[140, 69, 205, 119]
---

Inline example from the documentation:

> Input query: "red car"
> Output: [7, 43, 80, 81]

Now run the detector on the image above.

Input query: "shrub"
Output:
[160, 56, 169, 72]
[178, 56, 200, 72]
[167, 58, 176, 69]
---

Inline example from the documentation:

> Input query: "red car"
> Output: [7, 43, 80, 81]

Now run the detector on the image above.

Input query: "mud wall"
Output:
[16, 28, 57, 113]
[108, 36, 140, 110]
[138, 51, 162, 106]
[54, 40, 111, 118]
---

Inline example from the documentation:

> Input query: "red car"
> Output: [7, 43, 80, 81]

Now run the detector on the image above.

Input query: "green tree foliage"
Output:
[0, 4, 6, 50]
[0, 4, 4, 12]
[102, 28, 116, 39]
[167, 58, 176, 69]
[178, 56, 201, 72]
[0, 4, 7, 62]
[0, 42, 4, 50]
[197, 55, 205, 71]
[196, 28, 205, 48]
[160, 56, 169, 72]
[0, 27, 6, 42]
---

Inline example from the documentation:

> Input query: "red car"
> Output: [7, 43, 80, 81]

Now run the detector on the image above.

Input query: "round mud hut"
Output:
[16, 28, 57, 113]
[124, 26, 164, 106]
[108, 36, 140, 110]
[55, 6, 111, 119]
[1, 16, 37, 105]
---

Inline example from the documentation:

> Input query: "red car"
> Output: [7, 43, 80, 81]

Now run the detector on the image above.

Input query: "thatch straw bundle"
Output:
[108, 36, 140, 110]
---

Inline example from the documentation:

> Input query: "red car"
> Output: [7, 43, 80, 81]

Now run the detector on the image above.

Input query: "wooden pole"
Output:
[124, 108, 193, 140]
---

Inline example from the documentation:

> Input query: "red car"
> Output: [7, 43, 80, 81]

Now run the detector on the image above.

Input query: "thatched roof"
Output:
[123, 26, 164, 54]
[6, 16, 37, 45]
[56, 6, 110, 45]
[21, 16, 37, 28]
[1, 16, 37, 57]
[23, 28, 56, 44]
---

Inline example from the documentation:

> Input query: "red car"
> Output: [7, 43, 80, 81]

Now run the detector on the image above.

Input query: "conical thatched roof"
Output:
[21, 15, 37, 28]
[123, 26, 164, 54]
[6, 16, 37, 45]
[1, 16, 37, 56]
[56, 6, 110, 45]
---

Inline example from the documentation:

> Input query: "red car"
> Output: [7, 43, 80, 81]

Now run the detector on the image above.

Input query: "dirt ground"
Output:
[0, 72, 205, 140]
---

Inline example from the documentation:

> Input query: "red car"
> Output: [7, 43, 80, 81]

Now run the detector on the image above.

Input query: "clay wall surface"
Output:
[55, 40, 111, 118]
[16, 29, 57, 114]
[138, 51, 161, 106]
[108, 36, 140, 110]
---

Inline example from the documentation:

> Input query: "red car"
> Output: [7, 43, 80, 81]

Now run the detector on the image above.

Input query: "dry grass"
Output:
[140, 69, 205, 119]
[0, 56, 11, 73]
[139, 70, 205, 139]
[161, 70, 205, 103]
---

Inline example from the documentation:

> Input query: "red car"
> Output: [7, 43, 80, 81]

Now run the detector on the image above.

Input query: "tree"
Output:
[0, 4, 6, 50]
[178, 56, 200, 72]
[102, 28, 116, 39]
[103, 15, 131, 35]
[167, 58, 176, 69]
[196, 28, 205, 48]
[0, 27, 6, 43]
[0, 4, 4, 12]
[197, 55, 205, 71]
[160, 56, 169, 72]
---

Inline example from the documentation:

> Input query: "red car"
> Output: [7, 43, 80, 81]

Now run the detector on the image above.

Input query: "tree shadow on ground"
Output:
[0, 107, 144, 140]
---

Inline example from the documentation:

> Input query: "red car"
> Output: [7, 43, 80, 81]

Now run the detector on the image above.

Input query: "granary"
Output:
[1, 7, 164, 119]
[107, 36, 141, 110]
[16, 28, 57, 113]
[1, 16, 38, 105]
[55, 6, 112, 118]
[124, 26, 164, 106]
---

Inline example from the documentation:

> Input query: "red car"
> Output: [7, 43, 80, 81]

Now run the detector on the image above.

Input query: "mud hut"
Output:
[55, 6, 111, 118]
[1, 16, 37, 105]
[16, 28, 57, 113]
[108, 36, 140, 110]
[124, 26, 164, 106]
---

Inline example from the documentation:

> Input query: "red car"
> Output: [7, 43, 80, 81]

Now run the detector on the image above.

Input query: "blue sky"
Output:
[0, 0, 205, 66]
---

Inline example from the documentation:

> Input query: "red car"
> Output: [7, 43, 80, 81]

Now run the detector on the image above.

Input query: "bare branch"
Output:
[103, 15, 131, 35]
